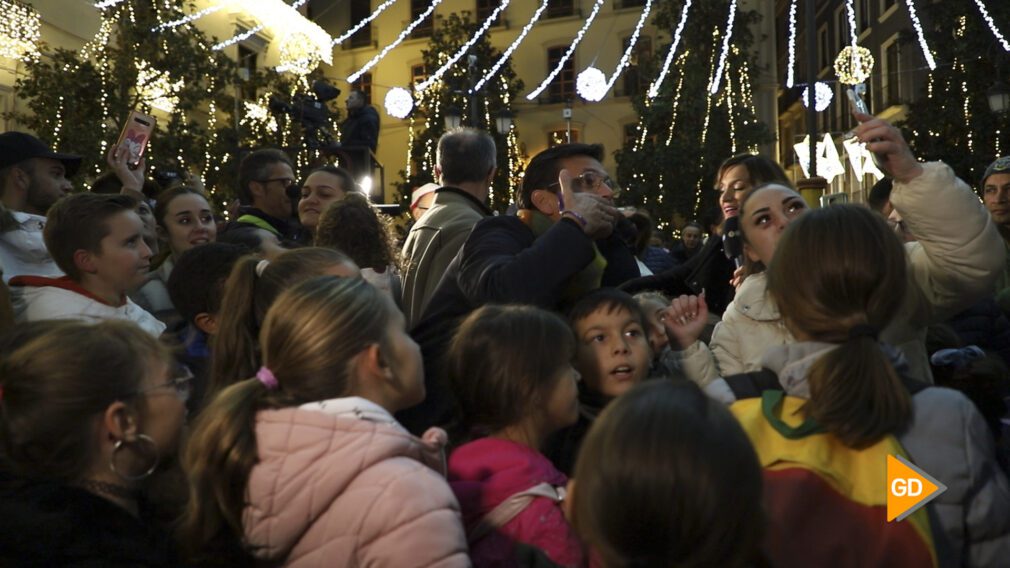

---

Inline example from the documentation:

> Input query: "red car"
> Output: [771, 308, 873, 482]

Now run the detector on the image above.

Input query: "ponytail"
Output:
[804, 335, 912, 449]
[206, 248, 356, 404]
[180, 377, 274, 561]
[207, 257, 262, 402]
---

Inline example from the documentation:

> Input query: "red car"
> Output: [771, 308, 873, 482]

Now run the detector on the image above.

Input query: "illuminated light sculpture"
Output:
[576, 67, 608, 102]
[384, 87, 414, 119]
[834, 45, 874, 85]
[136, 60, 184, 113]
[0, 0, 41, 61]
[801, 82, 833, 112]
[277, 32, 322, 75]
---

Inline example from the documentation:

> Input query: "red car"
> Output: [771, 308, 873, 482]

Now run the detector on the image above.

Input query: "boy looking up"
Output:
[9, 193, 164, 336]
[544, 288, 652, 474]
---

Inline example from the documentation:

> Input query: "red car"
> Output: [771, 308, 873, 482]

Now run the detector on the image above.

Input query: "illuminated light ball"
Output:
[576, 67, 608, 102]
[834, 45, 874, 86]
[384, 87, 414, 119]
[801, 81, 834, 112]
[278, 32, 322, 76]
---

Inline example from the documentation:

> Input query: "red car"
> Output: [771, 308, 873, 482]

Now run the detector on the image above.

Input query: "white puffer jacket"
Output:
[682, 161, 1005, 385]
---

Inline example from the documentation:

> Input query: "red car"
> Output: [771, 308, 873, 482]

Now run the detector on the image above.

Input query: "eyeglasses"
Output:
[136, 366, 194, 402]
[549, 171, 620, 195]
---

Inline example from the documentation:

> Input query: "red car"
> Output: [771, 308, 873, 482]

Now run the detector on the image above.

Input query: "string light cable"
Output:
[709, 0, 737, 94]
[578, 0, 654, 100]
[526, 0, 606, 100]
[152, 3, 225, 31]
[904, 0, 936, 70]
[785, 0, 797, 88]
[212, 0, 321, 53]
[349, 0, 445, 84]
[416, 0, 514, 92]
[972, 0, 1010, 51]
[647, 0, 692, 98]
[845, 0, 860, 71]
[332, 0, 399, 46]
[94, 0, 125, 8]
[472, 0, 550, 93]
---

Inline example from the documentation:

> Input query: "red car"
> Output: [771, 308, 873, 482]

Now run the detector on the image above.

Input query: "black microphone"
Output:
[722, 215, 745, 268]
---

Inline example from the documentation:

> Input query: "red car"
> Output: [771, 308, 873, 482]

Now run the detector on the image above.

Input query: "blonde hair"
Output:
[767, 204, 911, 448]
[181, 276, 395, 560]
[207, 247, 355, 402]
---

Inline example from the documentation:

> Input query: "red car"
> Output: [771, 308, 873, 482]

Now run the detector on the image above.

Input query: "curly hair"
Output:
[313, 193, 398, 270]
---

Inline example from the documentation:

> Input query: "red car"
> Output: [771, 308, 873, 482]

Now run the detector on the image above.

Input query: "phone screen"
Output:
[116, 111, 156, 166]
[846, 88, 869, 115]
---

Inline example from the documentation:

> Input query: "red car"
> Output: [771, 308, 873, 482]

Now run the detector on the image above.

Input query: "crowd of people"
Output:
[0, 106, 1009, 567]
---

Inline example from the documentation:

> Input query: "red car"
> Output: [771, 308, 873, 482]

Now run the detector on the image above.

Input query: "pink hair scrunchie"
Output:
[256, 366, 279, 390]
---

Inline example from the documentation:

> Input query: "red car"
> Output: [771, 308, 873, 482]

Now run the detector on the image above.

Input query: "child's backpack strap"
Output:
[723, 368, 782, 399]
[468, 483, 566, 544]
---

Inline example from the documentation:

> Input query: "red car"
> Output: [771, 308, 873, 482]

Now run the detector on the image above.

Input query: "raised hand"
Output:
[106, 143, 147, 197]
[558, 168, 619, 239]
[663, 291, 709, 349]
[851, 111, 923, 183]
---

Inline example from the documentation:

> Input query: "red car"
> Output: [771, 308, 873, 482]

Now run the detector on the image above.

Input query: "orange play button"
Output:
[887, 454, 947, 522]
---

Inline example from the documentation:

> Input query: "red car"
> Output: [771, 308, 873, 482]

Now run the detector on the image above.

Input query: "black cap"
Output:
[0, 131, 82, 176]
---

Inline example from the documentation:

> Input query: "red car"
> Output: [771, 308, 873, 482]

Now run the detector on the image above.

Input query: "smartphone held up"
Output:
[116, 110, 156, 168]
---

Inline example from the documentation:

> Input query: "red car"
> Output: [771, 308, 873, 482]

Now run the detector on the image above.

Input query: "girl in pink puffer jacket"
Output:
[180, 275, 469, 567]
[446, 305, 586, 567]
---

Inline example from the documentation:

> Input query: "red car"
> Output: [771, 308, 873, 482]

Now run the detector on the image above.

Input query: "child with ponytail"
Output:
[181, 276, 468, 566]
[705, 205, 1010, 567]
[446, 304, 584, 567]
[206, 247, 358, 403]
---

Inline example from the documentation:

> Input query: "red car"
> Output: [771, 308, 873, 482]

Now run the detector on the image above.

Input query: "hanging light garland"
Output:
[136, 60, 183, 113]
[648, 0, 692, 98]
[583, 0, 655, 100]
[472, 0, 550, 93]
[785, 0, 797, 88]
[152, 3, 225, 31]
[348, 0, 445, 84]
[0, 0, 41, 61]
[332, 0, 399, 46]
[904, 0, 936, 70]
[709, 0, 737, 94]
[972, 0, 1010, 52]
[415, 0, 514, 92]
[526, 0, 605, 100]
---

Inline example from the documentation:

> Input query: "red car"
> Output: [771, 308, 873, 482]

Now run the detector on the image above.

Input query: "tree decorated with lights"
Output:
[6, 0, 245, 208]
[900, 1, 1010, 185]
[396, 13, 524, 213]
[615, 0, 771, 232]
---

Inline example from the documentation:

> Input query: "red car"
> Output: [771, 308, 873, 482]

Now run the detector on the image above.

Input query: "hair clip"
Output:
[255, 259, 270, 277]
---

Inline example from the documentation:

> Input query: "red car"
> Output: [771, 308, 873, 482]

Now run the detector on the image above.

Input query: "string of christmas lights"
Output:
[94, 0, 125, 8]
[526, 0, 605, 100]
[152, 3, 225, 32]
[903, 0, 936, 70]
[349, 0, 445, 84]
[647, 0, 691, 98]
[709, 0, 737, 94]
[972, 0, 1010, 51]
[471, 0, 550, 93]
[786, 0, 797, 88]
[213, 25, 264, 51]
[597, 0, 655, 97]
[416, 0, 514, 92]
[844, 0, 860, 72]
[332, 0, 398, 46]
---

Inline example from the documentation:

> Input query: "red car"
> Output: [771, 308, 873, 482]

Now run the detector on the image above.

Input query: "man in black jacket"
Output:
[398, 143, 637, 434]
[340, 90, 379, 152]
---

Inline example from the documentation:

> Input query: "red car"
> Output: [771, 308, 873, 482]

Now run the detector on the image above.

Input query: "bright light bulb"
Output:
[384, 88, 414, 119]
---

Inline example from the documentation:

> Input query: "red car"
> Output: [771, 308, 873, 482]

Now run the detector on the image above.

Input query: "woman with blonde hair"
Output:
[181, 276, 468, 566]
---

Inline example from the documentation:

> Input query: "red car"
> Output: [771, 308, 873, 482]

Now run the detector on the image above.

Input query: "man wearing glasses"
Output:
[400, 143, 637, 434]
[225, 149, 304, 243]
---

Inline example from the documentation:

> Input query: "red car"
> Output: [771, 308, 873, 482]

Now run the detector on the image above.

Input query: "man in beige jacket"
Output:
[401, 127, 496, 327]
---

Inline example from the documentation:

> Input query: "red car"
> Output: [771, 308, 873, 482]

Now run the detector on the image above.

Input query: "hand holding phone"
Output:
[116, 110, 156, 168]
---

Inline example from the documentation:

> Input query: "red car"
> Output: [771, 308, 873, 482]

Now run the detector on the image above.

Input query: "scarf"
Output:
[517, 209, 607, 304]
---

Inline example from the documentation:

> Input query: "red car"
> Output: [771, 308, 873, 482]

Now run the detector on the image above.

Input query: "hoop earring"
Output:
[109, 434, 160, 482]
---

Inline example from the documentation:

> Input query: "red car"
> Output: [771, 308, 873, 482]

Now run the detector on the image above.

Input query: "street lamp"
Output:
[495, 109, 514, 133]
[444, 105, 462, 130]
[987, 81, 1010, 114]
